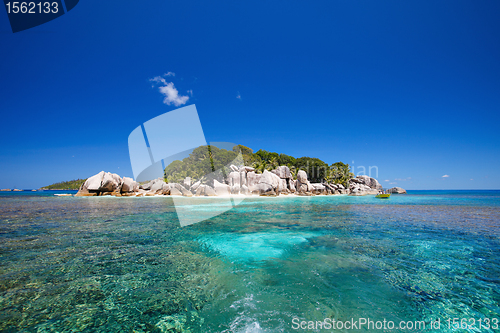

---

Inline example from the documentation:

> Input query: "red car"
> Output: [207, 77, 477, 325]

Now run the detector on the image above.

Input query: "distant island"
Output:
[73, 144, 407, 197]
[41, 179, 87, 190]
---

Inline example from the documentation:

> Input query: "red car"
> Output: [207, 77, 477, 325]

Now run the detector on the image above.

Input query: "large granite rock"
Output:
[121, 177, 138, 193]
[350, 175, 382, 190]
[76, 171, 123, 196]
[311, 183, 326, 194]
[195, 185, 205, 196]
[255, 183, 275, 196]
[150, 178, 166, 193]
[288, 179, 296, 192]
[161, 183, 171, 195]
[231, 184, 240, 194]
[170, 187, 182, 196]
[204, 185, 216, 196]
[246, 172, 261, 187]
[86, 171, 105, 191]
[259, 170, 280, 190]
[296, 170, 312, 194]
[240, 172, 247, 187]
[297, 170, 308, 183]
[214, 179, 231, 195]
[239, 166, 255, 173]
[240, 185, 250, 195]
[167, 183, 192, 196]
[183, 177, 191, 189]
[274, 166, 292, 179]
[191, 180, 201, 192]
[228, 171, 241, 187]
[387, 187, 407, 194]
[278, 179, 288, 192]
[348, 182, 378, 196]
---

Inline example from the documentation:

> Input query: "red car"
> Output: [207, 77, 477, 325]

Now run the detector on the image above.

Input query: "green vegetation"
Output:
[42, 179, 87, 190]
[164, 145, 244, 184]
[164, 144, 354, 187]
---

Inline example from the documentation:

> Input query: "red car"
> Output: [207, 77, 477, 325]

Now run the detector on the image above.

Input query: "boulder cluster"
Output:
[386, 186, 407, 194]
[76, 166, 403, 197]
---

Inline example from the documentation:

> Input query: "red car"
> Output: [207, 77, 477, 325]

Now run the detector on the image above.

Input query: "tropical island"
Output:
[74, 145, 406, 197]
[41, 179, 88, 190]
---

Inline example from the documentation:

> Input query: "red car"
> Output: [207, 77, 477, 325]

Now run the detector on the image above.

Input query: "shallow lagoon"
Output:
[0, 191, 499, 332]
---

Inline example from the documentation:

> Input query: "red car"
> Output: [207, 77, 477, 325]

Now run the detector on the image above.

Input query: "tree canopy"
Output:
[163, 144, 353, 186]
[42, 179, 87, 190]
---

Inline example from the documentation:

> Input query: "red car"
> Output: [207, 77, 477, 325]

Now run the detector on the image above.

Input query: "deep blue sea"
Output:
[1, 191, 499, 332]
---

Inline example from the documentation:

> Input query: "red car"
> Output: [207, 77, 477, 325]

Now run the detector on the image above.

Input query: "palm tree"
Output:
[252, 160, 267, 173]
[267, 156, 279, 171]
[288, 165, 297, 179]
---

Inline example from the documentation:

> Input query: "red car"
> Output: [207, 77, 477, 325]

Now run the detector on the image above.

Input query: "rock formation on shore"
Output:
[386, 186, 407, 194]
[75, 168, 403, 197]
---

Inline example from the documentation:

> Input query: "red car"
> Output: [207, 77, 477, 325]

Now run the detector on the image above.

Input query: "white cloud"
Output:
[150, 75, 190, 107]
[158, 83, 189, 106]
[187, 89, 193, 96]
[442, 175, 450, 178]
[150, 76, 167, 84]
[384, 179, 390, 182]
[236, 91, 241, 99]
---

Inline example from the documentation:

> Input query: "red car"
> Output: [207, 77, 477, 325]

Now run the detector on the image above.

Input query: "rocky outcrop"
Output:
[350, 175, 382, 191]
[213, 180, 231, 195]
[348, 175, 382, 196]
[246, 172, 261, 187]
[121, 177, 139, 193]
[204, 185, 217, 196]
[259, 170, 281, 192]
[239, 166, 254, 173]
[278, 179, 288, 193]
[273, 166, 292, 179]
[311, 183, 326, 195]
[150, 178, 166, 193]
[387, 187, 407, 194]
[296, 170, 313, 195]
[183, 177, 191, 189]
[228, 171, 241, 187]
[75, 171, 123, 196]
[240, 185, 250, 195]
[75, 168, 388, 198]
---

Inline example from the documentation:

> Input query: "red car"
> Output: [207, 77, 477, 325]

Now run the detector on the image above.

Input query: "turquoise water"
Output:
[0, 191, 499, 332]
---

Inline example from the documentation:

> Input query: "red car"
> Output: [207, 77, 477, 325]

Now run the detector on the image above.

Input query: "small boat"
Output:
[375, 194, 391, 199]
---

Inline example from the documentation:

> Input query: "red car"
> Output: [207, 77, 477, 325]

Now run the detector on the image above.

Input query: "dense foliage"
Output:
[163, 144, 354, 187]
[42, 179, 87, 190]
[164, 145, 244, 184]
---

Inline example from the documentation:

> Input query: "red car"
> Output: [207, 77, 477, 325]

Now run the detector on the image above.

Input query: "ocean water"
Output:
[0, 191, 499, 332]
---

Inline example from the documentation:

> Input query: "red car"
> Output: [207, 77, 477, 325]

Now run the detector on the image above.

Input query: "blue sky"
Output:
[1, 0, 499, 189]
